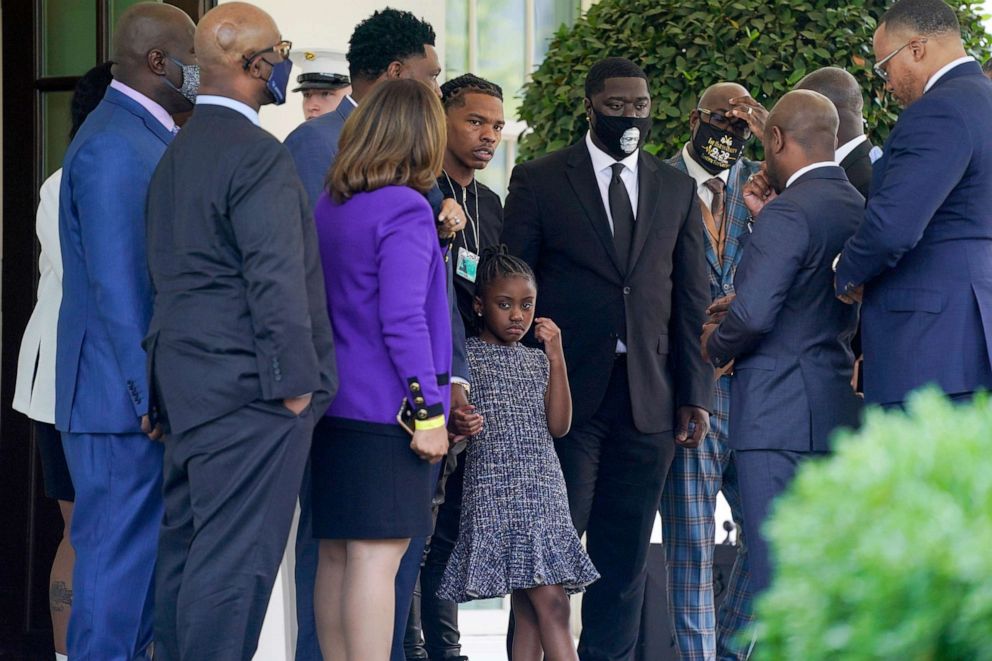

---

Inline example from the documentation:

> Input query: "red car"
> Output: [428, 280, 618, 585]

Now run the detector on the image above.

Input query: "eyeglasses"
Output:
[242, 40, 293, 70]
[697, 107, 752, 138]
[873, 38, 924, 82]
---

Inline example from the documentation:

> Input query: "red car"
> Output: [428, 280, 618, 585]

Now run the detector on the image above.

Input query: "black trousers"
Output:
[154, 400, 313, 661]
[556, 357, 676, 661]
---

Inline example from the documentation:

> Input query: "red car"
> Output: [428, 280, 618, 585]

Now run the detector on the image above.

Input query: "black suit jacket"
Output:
[145, 104, 338, 434]
[502, 140, 713, 433]
[839, 138, 874, 200]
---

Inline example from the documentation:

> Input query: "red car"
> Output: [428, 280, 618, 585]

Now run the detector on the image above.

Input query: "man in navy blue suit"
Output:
[835, 0, 992, 406]
[702, 90, 864, 606]
[283, 10, 472, 661]
[55, 4, 196, 659]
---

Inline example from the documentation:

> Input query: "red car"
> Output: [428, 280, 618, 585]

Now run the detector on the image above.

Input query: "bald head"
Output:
[110, 3, 194, 114]
[112, 2, 194, 69]
[697, 82, 750, 111]
[195, 2, 279, 71]
[764, 90, 839, 191]
[794, 67, 864, 143]
[768, 90, 838, 154]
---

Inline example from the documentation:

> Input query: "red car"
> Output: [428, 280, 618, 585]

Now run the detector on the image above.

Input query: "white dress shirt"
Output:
[924, 56, 975, 93]
[681, 144, 730, 206]
[835, 135, 868, 165]
[585, 131, 639, 353]
[786, 161, 838, 189]
[14, 170, 63, 423]
[196, 95, 261, 126]
[586, 131, 639, 232]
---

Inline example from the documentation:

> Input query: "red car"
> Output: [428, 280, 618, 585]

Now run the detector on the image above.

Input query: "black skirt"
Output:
[310, 416, 434, 539]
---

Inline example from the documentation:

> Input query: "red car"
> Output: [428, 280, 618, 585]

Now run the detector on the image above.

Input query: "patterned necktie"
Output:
[703, 177, 727, 260]
[609, 163, 635, 274]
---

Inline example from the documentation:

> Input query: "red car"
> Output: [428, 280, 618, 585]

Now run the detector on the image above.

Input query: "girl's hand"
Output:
[449, 404, 483, 440]
[534, 318, 564, 362]
[411, 427, 449, 464]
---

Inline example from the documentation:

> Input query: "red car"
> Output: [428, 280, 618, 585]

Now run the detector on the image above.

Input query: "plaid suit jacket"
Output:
[666, 150, 760, 444]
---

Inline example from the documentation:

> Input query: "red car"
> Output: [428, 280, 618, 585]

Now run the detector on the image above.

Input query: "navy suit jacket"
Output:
[56, 86, 172, 433]
[283, 101, 469, 384]
[836, 60, 992, 405]
[708, 167, 863, 451]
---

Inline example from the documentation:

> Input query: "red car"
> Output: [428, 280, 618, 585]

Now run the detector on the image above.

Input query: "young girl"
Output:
[438, 246, 598, 660]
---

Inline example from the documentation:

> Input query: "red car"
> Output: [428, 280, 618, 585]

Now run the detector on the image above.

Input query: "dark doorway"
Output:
[0, 2, 214, 657]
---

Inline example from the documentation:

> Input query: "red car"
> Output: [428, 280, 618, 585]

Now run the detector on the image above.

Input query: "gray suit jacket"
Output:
[707, 166, 863, 451]
[145, 104, 338, 434]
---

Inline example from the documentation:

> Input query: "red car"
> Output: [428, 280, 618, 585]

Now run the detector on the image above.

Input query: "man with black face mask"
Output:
[145, 4, 337, 660]
[503, 56, 713, 660]
[659, 82, 762, 661]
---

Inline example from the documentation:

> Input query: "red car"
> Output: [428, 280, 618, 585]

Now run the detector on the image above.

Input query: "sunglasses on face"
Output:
[242, 40, 293, 71]
[697, 107, 752, 139]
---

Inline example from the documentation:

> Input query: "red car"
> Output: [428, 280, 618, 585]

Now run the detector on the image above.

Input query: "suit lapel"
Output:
[628, 152, 661, 272]
[839, 139, 871, 171]
[104, 87, 175, 146]
[666, 152, 722, 276]
[721, 160, 756, 276]
[565, 144, 623, 276]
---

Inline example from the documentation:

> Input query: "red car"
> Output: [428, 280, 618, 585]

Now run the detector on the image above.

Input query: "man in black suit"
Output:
[795, 66, 877, 392]
[794, 66, 877, 199]
[145, 4, 337, 659]
[702, 90, 863, 602]
[502, 57, 712, 661]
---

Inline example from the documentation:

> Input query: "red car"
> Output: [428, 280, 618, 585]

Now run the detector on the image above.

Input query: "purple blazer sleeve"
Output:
[376, 193, 447, 425]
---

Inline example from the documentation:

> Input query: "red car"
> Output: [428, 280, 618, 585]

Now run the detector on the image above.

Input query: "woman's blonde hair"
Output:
[328, 79, 447, 203]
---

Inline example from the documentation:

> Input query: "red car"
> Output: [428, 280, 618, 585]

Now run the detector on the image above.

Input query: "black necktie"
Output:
[609, 163, 635, 274]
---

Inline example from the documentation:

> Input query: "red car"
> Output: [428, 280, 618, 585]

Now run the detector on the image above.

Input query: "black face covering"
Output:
[691, 122, 746, 174]
[590, 109, 652, 160]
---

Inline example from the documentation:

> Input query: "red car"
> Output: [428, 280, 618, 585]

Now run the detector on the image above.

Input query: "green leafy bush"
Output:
[754, 389, 992, 660]
[518, 0, 991, 161]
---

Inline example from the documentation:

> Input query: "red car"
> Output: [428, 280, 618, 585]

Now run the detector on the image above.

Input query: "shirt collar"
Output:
[924, 56, 975, 93]
[681, 143, 730, 189]
[786, 161, 837, 189]
[585, 130, 639, 176]
[195, 95, 261, 126]
[835, 135, 868, 164]
[109, 80, 176, 132]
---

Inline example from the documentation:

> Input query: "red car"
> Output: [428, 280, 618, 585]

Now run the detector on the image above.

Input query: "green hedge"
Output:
[754, 389, 992, 660]
[517, 0, 991, 161]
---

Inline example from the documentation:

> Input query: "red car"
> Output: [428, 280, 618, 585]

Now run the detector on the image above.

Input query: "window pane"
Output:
[42, 0, 96, 77]
[42, 91, 74, 179]
[477, 0, 525, 120]
[534, 0, 579, 65]
[445, 0, 469, 81]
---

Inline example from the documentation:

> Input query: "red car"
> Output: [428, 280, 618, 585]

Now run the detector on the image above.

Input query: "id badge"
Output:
[456, 246, 480, 283]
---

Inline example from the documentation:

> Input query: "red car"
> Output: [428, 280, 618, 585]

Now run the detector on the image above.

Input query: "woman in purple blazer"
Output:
[310, 78, 452, 659]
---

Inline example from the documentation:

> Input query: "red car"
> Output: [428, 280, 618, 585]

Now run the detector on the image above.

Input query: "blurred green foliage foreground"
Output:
[755, 388, 992, 660]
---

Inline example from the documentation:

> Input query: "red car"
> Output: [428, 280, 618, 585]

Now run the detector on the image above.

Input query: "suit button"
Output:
[410, 382, 421, 393]
[723, 284, 731, 292]
[414, 396, 425, 405]
[623, 286, 631, 295]
[416, 410, 428, 420]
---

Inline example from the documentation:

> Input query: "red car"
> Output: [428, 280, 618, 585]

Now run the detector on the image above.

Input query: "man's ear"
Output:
[689, 109, 700, 132]
[911, 37, 928, 63]
[385, 60, 404, 79]
[583, 97, 593, 121]
[770, 125, 785, 155]
[147, 48, 168, 75]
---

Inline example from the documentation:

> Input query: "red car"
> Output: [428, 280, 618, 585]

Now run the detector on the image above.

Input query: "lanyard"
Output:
[442, 170, 480, 253]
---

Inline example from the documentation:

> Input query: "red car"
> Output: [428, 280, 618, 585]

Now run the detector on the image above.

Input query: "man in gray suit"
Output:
[702, 90, 863, 603]
[145, 4, 337, 659]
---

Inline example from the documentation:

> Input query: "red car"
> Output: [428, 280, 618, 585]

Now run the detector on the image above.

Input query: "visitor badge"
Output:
[456, 247, 479, 283]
